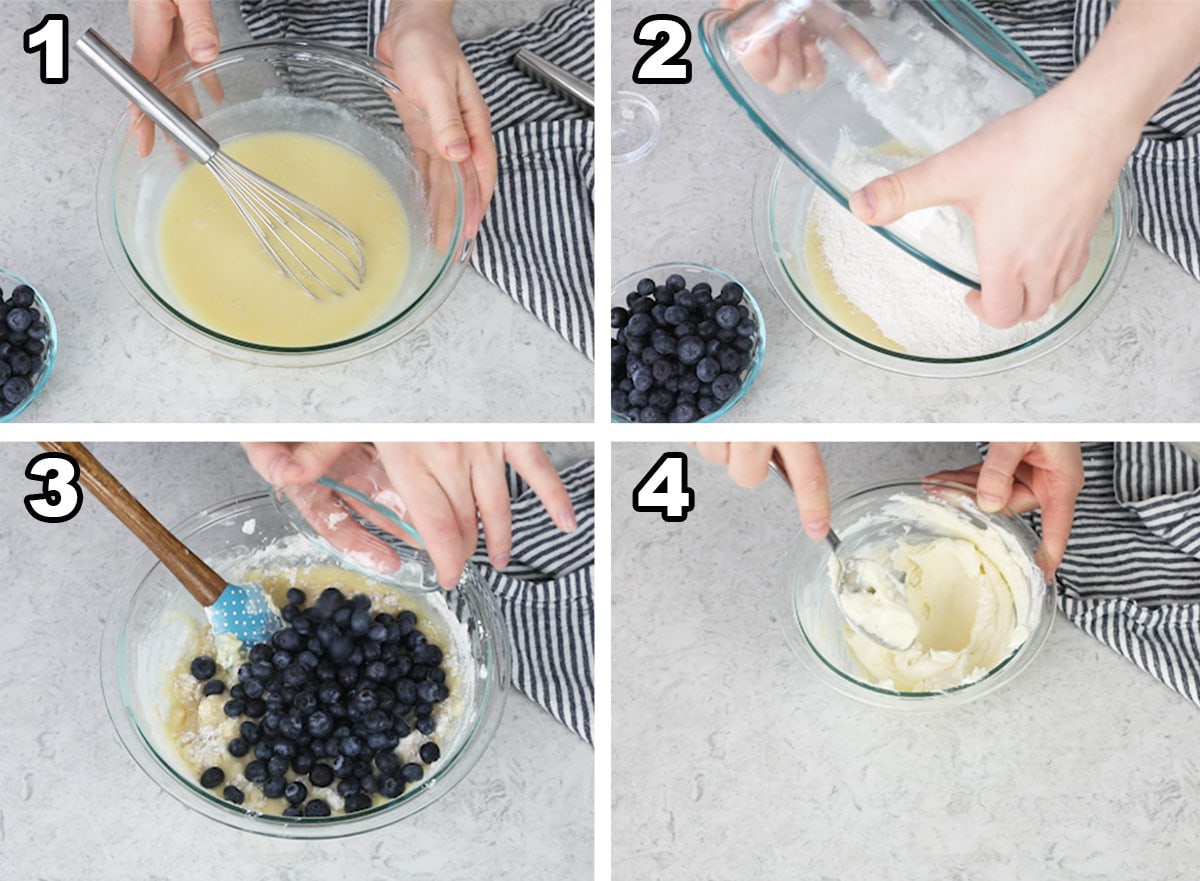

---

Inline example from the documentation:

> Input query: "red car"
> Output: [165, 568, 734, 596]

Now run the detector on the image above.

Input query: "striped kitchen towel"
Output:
[239, 0, 596, 359]
[1017, 443, 1200, 708]
[972, 0, 1200, 281]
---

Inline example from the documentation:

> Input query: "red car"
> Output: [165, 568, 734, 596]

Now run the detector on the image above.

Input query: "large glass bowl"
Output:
[754, 154, 1135, 376]
[99, 491, 509, 839]
[95, 40, 473, 367]
[0, 268, 58, 422]
[611, 261, 766, 423]
[778, 480, 1055, 711]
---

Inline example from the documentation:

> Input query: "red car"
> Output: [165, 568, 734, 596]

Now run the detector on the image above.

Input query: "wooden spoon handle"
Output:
[39, 441, 226, 607]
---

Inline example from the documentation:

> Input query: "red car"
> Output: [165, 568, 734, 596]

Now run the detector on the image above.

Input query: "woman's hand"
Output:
[377, 1, 497, 235]
[242, 442, 575, 590]
[128, 0, 221, 156]
[929, 442, 1085, 572]
[694, 442, 830, 539]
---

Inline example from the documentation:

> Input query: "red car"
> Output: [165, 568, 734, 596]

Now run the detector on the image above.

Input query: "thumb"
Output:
[423, 85, 472, 162]
[848, 150, 962, 227]
[974, 443, 1031, 513]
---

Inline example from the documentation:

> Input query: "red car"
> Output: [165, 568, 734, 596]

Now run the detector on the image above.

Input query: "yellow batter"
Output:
[163, 566, 464, 815]
[158, 131, 410, 348]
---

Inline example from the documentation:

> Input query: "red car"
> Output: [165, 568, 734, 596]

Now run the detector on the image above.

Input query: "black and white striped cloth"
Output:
[240, 0, 596, 359]
[1017, 443, 1200, 708]
[972, 0, 1200, 281]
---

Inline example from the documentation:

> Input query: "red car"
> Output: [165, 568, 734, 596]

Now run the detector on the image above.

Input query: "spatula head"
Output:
[206, 582, 284, 651]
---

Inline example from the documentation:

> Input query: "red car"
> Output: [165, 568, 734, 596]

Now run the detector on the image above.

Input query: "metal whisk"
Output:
[76, 29, 366, 300]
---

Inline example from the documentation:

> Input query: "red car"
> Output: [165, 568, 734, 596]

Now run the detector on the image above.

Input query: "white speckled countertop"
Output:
[0, 1, 591, 423]
[0, 442, 592, 880]
[612, 1, 1200, 423]
[612, 442, 1200, 880]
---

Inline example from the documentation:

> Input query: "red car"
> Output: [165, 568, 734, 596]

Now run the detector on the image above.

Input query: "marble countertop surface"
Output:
[612, 442, 1200, 880]
[0, 442, 593, 880]
[612, 0, 1200, 423]
[0, 1, 591, 423]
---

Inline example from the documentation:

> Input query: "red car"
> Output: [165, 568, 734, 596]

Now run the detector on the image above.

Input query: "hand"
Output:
[694, 442, 830, 539]
[721, 0, 888, 93]
[242, 442, 576, 590]
[377, 1, 497, 236]
[848, 78, 1135, 329]
[928, 442, 1084, 573]
[128, 0, 222, 157]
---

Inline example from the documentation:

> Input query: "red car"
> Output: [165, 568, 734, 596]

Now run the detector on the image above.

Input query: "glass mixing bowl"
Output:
[754, 154, 1135, 376]
[95, 40, 473, 367]
[611, 261, 766, 422]
[778, 480, 1055, 711]
[99, 491, 509, 839]
[0, 268, 58, 422]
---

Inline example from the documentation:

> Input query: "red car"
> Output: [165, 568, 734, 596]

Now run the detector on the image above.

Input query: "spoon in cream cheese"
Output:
[767, 455, 918, 651]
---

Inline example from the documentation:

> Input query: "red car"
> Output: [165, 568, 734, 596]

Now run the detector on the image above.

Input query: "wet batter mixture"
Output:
[158, 131, 411, 348]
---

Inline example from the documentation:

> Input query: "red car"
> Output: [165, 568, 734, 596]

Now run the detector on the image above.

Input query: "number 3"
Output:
[633, 14, 692, 85]
[25, 452, 83, 523]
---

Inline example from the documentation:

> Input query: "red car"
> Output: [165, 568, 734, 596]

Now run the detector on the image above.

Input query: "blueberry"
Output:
[631, 369, 654, 393]
[223, 785, 245, 805]
[416, 680, 442, 703]
[650, 303, 668, 326]
[637, 405, 665, 423]
[223, 699, 245, 718]
[674, 289, 695, 310]
[664, 273, 687, 292]
[282, 805, 303, 818]
[676, 336, 705, 366]
[284, 781, 308, 805]
[419, 742, 441, 764]
[610, 305, 630, 329]
[202, 679, 226, 697]
[242, 678, 264, 699]
[715, 304, 741, 329]
[189, 656, 217, 681]
[199, 767, 225, 789]
[5, 307, 31, 333]
[399, 763, 424, 783]
[279, 714, 304, 741]
[0, 361, 9, 383]
[630, 297, 653, 315]
[670, 403, 700, 423]
[673, 321, 697, 338]
[736, 318, 757, 337]
[297, 650, 320, 670]
[625, 312, 654, 339]
[225, 737, 248, 758]
[344, 793, 373, 813]
[652, 328, 676, 355]
[733, 335, 755, 353]
[612, 390, 630, 414]
[719, 281, 745, 304]
[0, 376, 29, 405]
[262, 776, 286, 799]
[712, 373, 742, 402]
[272, 628, 303, 652]
[309, 763, 334, 788]
[244, 760, 268, 783]
[286, 587, 307, 606]
[636, 277, 656, 296]
[695, 356, 720, 384]
[663, 305, 689, 326]
[292, 751, 315, 775]
[249, 644, 272, 663]
[718, 347, 741, 374]
[696, 319, 718, 339]
[249, 660, 274, 681]
[304, 799, 332, 817]
[379, 776, 404, 798]
[240, 721, 259, 743]
[396, 611, 417, 634]
[10, 285, 34, 308]
[699, 395, 719, 415]
[416, 716, 436, 736]
[26, 321, 47, 341]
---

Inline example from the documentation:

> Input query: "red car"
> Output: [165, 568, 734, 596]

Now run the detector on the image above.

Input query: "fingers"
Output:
[775, 443, 829, 539]
[382, 459, 470, 591]
[241, 441, 295, 484]
[176, 0, 219, 64]
[975, 443, 1032, 513]
[457, 77, 496, 215]
[849, 150, 964, 227]
[694, 443, 731, 468]
[927, 465, 1040, 513]
[471, 459, 512, 570]
[421, 77, 473, 163]
[505, 443, 576, 533]
[726, 443, 776, 487]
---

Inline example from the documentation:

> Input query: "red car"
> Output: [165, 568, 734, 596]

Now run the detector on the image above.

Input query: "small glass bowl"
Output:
[95, 40, 473, 367]
[100, 491, 509, 838]
[611, 261, 766, 423]
[0, 268, 57, 422]
[612, 91, 662, 164]
[778, 480, 1055, 711]
[753, 154, 1135, 377]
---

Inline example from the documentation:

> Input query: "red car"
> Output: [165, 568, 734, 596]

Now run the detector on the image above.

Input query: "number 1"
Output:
[24, 14, 69, 85]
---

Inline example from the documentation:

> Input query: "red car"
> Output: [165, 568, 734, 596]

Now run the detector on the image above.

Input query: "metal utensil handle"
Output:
[515, 48, 594, 112]
[75, 28, 219, 163]
[768, 452, 841, 549]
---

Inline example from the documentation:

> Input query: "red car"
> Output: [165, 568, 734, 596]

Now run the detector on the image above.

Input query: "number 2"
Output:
[633, 14, 692, 85]
[633, 452, 695, 523]
[24, 14, 69, 85]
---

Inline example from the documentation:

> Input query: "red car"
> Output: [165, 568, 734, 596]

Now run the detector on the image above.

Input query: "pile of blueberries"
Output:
[612, 274, 759, 423]
[0, 284, 50, 417]
[189, 586, 449, 818]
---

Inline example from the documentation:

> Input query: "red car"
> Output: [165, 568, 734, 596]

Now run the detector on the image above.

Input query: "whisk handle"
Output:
[75, 28, 219, 164]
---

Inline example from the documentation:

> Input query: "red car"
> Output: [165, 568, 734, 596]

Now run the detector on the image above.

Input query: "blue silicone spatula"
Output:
[40, 442, 283, 650]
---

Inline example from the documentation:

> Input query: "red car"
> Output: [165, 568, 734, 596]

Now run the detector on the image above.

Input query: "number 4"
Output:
[24, 14, 69, 85]
[633, 452, 695, 523]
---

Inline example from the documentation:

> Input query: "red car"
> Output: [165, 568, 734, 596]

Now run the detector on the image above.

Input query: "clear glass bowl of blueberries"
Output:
[612, 262, 766, 422]
[0, 269, 56, 421]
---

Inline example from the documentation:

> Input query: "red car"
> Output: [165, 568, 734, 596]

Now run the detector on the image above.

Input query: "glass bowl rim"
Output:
[0, 267, 58, 422]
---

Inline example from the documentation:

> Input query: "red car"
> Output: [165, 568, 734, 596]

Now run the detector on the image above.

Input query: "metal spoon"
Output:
[768, 456, 917, 651]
